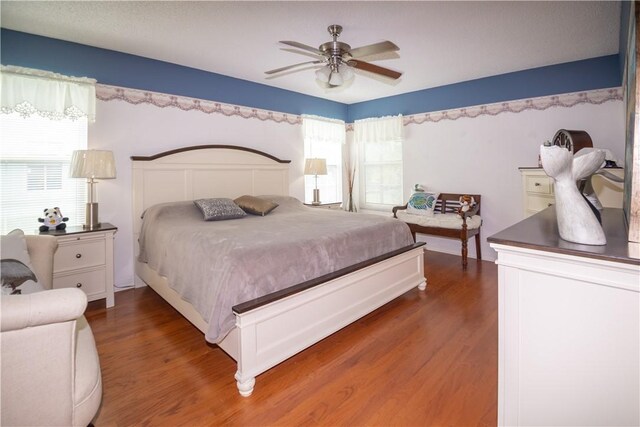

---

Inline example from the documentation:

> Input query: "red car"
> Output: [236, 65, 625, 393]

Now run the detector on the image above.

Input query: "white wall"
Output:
[89, 99, 305, 288]
[88, 94, 624, 288]
[403, 100, 625, 261]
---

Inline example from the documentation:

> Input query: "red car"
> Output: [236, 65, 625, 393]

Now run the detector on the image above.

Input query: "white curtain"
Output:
[353, 115, 403, 144]
[302, 114, 346, 144]
[354, 115, 404, 210]
[0, 66, 92, 233]
[301, 115, 345, 204]
[1, 65, 97, 122]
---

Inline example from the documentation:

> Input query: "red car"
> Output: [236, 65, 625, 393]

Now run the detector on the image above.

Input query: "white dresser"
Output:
[519, 167, 624, 217]
[488, 208, 639, 426]
[45, 223, 117, 308]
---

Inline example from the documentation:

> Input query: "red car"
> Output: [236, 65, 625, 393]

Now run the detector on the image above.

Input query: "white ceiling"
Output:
[0, 1, 621, 104]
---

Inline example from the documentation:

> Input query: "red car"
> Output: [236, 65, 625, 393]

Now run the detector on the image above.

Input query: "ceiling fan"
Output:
[265, 24, 402, 87]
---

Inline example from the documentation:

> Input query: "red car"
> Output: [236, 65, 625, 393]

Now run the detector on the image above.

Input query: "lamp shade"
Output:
[304, 158, 327, 175]
[70, 150, 116, 179]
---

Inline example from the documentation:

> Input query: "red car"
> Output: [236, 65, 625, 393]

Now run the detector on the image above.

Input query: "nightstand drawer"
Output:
[323, 203, 342, 210]
[304, 202, 342, 210]
[54, 239, 105, 272]
[526, 195, 555, 212]
[53, 268, 106, 297]
[525, 176, 553, 195]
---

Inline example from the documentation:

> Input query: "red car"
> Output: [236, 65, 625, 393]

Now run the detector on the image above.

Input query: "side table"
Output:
[303, 202, 342, 210]
[40, 223, 117, 308]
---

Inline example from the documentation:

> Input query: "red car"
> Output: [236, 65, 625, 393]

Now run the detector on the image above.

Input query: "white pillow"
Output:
[407, 192, 440, 216]
[1, 229, 42, 295]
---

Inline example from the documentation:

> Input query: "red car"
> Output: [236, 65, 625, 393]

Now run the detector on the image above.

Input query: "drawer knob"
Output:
[76, 253, 82, 259]
[76, 283, 82, 288]
[548, 203, 553, 207]
[534, 182, 541, 187]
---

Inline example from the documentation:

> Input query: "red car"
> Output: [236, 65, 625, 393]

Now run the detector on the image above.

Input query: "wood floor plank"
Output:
[87, 251, 497, 426]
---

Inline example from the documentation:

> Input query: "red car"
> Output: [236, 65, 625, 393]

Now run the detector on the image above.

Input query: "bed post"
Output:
[417, 249, 426, 290]
[234, 373, 256, 397]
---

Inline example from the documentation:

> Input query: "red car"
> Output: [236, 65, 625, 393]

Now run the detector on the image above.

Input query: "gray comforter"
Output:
[138, 196, 414, 343]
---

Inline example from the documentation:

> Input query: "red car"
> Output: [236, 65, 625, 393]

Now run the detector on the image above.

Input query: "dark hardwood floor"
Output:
[86, 251, 498, 426]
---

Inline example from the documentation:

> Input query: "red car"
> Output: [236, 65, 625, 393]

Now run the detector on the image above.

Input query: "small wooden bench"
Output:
[392, 193, 482, 268]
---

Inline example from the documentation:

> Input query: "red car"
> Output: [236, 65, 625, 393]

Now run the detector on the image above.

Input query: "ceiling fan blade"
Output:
[347, 60, 402, 79]
[265, 61, 323, 75]
[348, 41, 399, 59]
[279, 41, 323, 56]
[281, 48, 324, 60]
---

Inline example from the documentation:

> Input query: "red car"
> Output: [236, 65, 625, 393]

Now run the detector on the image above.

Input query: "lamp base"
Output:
[312, 189, 321, 205]
[84, 202, 101, 230]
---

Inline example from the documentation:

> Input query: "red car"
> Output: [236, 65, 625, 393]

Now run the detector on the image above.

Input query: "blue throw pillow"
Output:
[407, 192, 439, 216]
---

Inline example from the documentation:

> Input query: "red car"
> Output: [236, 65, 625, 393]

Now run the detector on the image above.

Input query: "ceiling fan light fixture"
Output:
[315, 66, 331, 83]
[329, 70, 343, 86]
[270, 24, 402, 88]
[340, 64, 354, 81]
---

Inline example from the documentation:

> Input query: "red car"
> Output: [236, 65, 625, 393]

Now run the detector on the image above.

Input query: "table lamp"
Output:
[304, 158, 327, 205]
[70, 150, 116, 229]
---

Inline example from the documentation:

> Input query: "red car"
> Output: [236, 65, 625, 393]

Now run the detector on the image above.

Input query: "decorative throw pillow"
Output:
[1, 229, 41, 295]
[407, 192, 439, 216]
[234, 195, 278, 216]
[194, 198, 246, 221]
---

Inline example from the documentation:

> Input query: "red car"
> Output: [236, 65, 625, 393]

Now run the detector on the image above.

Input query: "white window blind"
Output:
[354, 115, 404, 210]
[302, 115, 345, 204]
[0, 112, 87, 233]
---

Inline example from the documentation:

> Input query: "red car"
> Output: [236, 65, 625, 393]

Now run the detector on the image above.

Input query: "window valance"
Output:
[301, 114, 346, 144]
[1, 65, 97, 122]
[354, 115, 403, 143]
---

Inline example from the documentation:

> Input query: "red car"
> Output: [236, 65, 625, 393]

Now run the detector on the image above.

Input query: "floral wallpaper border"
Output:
[96, 84, 622, 128]
[402, 87, 622, 126]
[95, 84, 302, 125]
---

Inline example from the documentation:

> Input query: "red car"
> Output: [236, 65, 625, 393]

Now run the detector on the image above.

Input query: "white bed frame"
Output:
[132, 145, 426, 396]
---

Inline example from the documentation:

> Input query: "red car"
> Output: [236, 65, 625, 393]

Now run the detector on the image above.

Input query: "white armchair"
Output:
[1, 234, 102, 427]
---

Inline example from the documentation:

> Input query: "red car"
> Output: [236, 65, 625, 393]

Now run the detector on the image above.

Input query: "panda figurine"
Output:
[38, 207, 69, 232]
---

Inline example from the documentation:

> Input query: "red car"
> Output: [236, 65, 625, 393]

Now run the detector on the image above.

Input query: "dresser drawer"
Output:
[525, 176, 553, 195]
[54, 239, 105, 272]
[53, 268, 106, 298]
[526, 195, 555, 212]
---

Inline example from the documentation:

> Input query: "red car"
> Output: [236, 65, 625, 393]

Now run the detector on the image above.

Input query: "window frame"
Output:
[302, 116, 345, 205]
[358, 137, 403, 211]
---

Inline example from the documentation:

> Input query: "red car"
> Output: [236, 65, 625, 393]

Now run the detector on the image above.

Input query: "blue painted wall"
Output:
[1, 28, 622, 123]
[0, 29, 348, 120]
[348, 55, 621, 122]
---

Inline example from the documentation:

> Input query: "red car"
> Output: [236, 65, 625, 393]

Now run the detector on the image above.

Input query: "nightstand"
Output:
[519, 167, 624, 218]
[40, 223, 117, 308]
[304, 202, 342, 210]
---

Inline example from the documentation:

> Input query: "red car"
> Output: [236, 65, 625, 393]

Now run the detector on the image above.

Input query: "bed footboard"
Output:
[230, 243, 426, 396]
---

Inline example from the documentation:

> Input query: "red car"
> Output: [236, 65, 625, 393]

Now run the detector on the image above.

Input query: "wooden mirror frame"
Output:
[624, 1, 640, 242]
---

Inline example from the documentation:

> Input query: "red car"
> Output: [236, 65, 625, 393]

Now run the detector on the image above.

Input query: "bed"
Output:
[132, 145, 426, 396]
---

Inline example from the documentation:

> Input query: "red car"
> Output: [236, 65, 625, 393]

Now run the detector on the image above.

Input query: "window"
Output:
[302, 115, 345, 204]
[27, 164, 63, 191]
[355, 115, 404, 210]
[1, 66, 96, 234]
[0, 112, 87, 233]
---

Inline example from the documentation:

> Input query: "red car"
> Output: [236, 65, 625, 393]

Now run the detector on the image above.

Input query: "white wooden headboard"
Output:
[131, 145, 291, 235]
